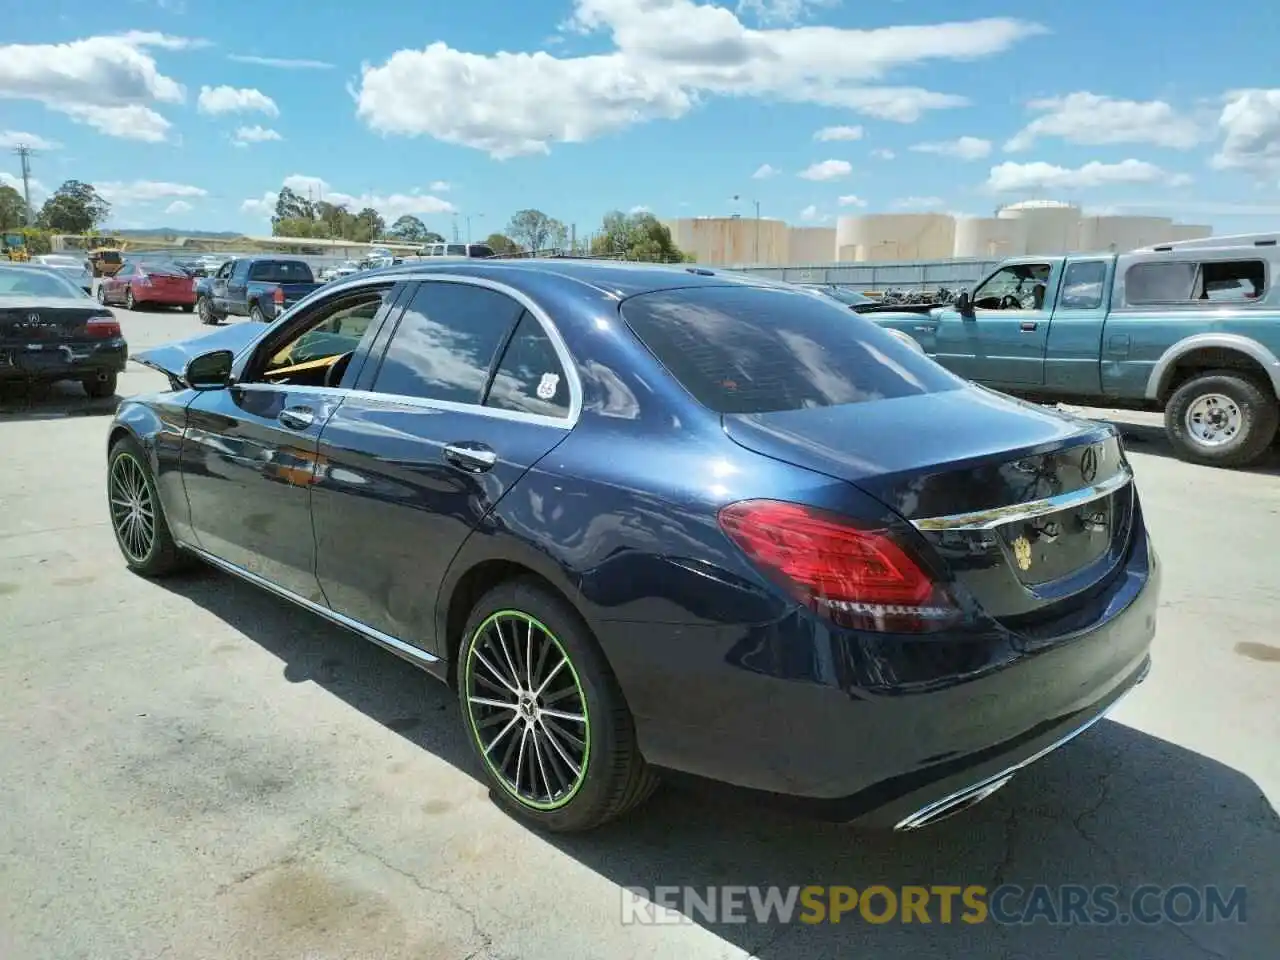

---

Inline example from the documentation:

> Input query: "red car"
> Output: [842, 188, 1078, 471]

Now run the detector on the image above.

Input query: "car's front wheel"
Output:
[197, 297, 216, 324]
[250, 304, 267, 323]
[107, 436, 189, 577]
[96, 285, 107, 304]
[458, 579, 659, 832]
[124, 289, 136, 310]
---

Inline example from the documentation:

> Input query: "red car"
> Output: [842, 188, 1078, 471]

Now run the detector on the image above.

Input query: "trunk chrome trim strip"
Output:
[911, 467, 1133, 533]
[182, 544, 441, 665]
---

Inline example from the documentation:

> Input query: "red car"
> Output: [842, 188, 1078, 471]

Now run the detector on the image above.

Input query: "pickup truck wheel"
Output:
[197, 297, 216, 324]
[1165, 370, 1279, 468]
[250, 304, 266, 323]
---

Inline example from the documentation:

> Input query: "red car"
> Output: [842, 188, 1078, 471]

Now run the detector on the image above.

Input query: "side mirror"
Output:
[955, 290, 974, 316]
[184, 349, 234, 391]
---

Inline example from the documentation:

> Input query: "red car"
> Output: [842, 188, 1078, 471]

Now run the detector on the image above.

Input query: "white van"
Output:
[418, 242, 496, 259]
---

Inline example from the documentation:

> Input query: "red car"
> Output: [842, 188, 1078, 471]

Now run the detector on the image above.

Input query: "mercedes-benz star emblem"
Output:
[1080, 444, 1098, 484]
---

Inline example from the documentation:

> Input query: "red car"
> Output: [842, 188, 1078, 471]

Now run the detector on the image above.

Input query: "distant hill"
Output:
[110, 228, 245, 239]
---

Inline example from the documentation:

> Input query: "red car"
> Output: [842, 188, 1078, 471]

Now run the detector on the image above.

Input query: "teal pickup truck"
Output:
[871, 233, 1280, 468]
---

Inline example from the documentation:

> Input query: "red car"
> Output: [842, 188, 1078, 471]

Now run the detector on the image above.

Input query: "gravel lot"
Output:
[1, 302, 1277, 959]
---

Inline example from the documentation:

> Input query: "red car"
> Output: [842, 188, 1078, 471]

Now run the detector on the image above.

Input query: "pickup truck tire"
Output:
[1165, 370, 1279, 468]
[250, 304, 267, 323]
[197, 297, 216, 325]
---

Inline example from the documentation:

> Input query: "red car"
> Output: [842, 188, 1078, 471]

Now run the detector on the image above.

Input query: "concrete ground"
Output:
[1, 302, 1277, 960]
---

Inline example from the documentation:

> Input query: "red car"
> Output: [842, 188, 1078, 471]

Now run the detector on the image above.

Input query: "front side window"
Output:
[1059, 261, 1107, 310]
[485, 311, 571, 419]
[257, 287, 392, 388]
[620, 285, 960, 415]
[972, 262, 1053, 311]
[370, 282, 523, 404]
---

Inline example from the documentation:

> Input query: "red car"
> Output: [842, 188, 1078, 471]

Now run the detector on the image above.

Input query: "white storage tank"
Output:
[996, 200, 1082, 255]
[787, 227, 837, 264]
[1078, 216, 1176, 253]
[1169, 223, 1213, 242]
[834, 214, 956, 262]
[953, 217, 1029, 258]
[663, 216, 789, 265]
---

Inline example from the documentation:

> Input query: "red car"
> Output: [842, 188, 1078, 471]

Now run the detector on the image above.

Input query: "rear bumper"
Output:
[600, 519, 1159, 823]
[135, 288, 197, 305]
[0, 340, 128, 380]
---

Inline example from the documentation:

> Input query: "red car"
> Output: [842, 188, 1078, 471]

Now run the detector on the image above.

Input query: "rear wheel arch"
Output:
[1152, 338, 1280, 404]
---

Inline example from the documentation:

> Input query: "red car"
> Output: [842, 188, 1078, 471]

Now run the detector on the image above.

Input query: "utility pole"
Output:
[464, 213, 484, 242]
[732, 195, 761, 263]
[451, 215, 460, 243]
[13, 145, 35, 226]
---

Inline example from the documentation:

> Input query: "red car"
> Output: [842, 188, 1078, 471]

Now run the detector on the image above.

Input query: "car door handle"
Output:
[1020, 321, 1038, 331]
[444, 443, 497, 472]
[278, 406, 315, 430]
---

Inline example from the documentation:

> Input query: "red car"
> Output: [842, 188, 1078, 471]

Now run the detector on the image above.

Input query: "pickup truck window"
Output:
[1125, 259, 1266, 305]
[1059, 261, 1107, 309]
[972, 262, 1052, 311]
[248, 260, 315, 284]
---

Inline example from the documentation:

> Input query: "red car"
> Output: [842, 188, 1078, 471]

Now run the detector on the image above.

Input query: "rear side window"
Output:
[1059, 261, 1107, 310]
[248, 260, 314, 283]
[485, 311, 571, 418]
[1125, 262, 1197, 304]
[620, 285, 960, 415]
[371, 281, 523, 404]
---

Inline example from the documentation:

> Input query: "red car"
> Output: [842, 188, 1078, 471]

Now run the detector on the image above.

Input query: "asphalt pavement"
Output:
[1, 302, 1277, 959]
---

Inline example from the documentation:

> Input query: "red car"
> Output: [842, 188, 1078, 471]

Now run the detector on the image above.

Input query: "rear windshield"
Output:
[620, 285, 959, 414]
[248, 260, 314, 283]
[0, 268, 85, 298]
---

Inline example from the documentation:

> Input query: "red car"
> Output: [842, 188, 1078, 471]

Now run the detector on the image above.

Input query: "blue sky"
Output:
[3, 0, 1280, 240]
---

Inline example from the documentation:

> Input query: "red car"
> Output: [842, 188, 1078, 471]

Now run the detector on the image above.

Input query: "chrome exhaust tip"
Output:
[894, 773, 1014, 832]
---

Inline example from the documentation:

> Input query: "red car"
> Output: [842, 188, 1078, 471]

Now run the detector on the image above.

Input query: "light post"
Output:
[732, 194, 762, 263]
[465, 213, 484, 242]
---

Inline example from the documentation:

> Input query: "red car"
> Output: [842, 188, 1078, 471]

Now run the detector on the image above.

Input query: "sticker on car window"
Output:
[536, 372, 559, 400]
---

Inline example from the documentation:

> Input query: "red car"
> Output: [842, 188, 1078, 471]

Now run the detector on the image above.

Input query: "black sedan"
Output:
[104, 260, 1158, 833]
[1, 263, 127, 397]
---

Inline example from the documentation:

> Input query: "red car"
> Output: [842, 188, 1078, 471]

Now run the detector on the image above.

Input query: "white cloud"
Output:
[197, 85, 279, 117]
[1211, 89, 1280, 174]
[629, 204, 650, 213]
[798, 159, 851, 181]
[892, 196, 946, 209]
[97, 180, 208, 204]
[429, 180, 452, 192]
[0, 31, 188, 140]
[1004, 92, 1204, 152]
[242, 174, 457, 221]
[56, 103, 172, 141]
[871, 148, 895, 160]
[227, 54, 334, 70]
[233, 124, 283, 145]
[799, 203, 820, 221]
[910, 135, 991, 160]
[985, 159, 1193, 193]
[164, 200, 193, 215]
[751, 163, 779, 179]
[736, 0, 836, 26]
[837, 194, 866, 207]
[814, 125, 863, 141]
[0, 171, 49, 199]
[0, 130, 59, 150]
[356, 2, 1044, 158]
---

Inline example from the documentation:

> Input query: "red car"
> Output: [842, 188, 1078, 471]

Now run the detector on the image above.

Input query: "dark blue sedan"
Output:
[105, 260, 1158, 833]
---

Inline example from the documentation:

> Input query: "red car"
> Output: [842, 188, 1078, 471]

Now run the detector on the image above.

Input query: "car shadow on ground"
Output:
[1101, 412, 1280, 475]
[0, 381, 121, 421]
[167, 568, 1279, 959]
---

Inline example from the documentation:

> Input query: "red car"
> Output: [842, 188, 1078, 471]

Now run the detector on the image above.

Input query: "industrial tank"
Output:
[1168, 224, 1213, 242]
[834, 214, 956, 262]
[996, 200, 1082, 255]
[952, 217, 1029, 258]
[663, 217, 789, 265]
[1078, 216, 1178, 253]
[787, 227, 837, 263]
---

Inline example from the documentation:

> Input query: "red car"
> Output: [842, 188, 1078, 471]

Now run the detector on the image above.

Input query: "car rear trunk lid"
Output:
[0, 298, 111, 345]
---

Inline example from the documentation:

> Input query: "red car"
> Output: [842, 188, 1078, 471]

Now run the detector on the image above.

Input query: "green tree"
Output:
[0, 184, 26, 230]
[590, 210, 685, 262]
[37, 180, 110, 233]
[352, 207, 386, 243]
[273, 186, 313, 223]
[388, 214, 430, 243]
[505, 209, 566, 252]
[484, 232, 521, 255]
[272, 216, 327, 239]
[313, 201, 351, 238]
[422, 230, 445, 245]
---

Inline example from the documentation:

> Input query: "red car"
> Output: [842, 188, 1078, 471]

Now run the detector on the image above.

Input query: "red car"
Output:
[97, 259, 197, 311]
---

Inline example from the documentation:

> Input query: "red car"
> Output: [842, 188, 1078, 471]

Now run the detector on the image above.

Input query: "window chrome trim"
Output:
[911, 467, 1133, 533]
[182, 544, 441, 665]
[233, 272, 583, 428]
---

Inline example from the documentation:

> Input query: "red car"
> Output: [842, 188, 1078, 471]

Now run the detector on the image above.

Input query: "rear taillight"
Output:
[272, 287, 285, 305]
[85, 316, 122, 339]
[718, 499, 958, 633]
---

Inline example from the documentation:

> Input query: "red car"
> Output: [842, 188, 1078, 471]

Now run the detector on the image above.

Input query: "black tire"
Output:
[197, 297, 216, 325]
[125, 289, 135, 310]
[84, 371, 117, 399]
[107, 435, 190, 576]
[96, 285, 106, 304]
[457, 578, 659, 832]
[250, 304, 266, 323]
[1165, 369, 1280, 468]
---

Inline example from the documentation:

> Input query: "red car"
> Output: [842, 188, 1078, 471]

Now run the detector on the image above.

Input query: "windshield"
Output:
[137, 261, 186, 275]
[620, 285, 960, 414]
[0, 267, 88, 298]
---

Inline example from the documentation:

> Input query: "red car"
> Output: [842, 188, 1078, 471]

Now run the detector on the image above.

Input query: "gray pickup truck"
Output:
[871, 233, 1280, 469]
[195, 257, 323, 325]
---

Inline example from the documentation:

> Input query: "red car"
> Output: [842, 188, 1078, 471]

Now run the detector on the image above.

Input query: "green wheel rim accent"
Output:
[463, 610, 591, 811]
[108, 452, 156, 563]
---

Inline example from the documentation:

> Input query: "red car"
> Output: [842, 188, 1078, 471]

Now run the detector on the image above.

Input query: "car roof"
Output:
[352, 258, 783, 300]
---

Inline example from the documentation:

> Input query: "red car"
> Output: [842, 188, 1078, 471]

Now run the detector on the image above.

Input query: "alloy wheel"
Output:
[125, 290, 135, 310]
[109, 453, 156, 563]
[463, 610, 590, 810]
